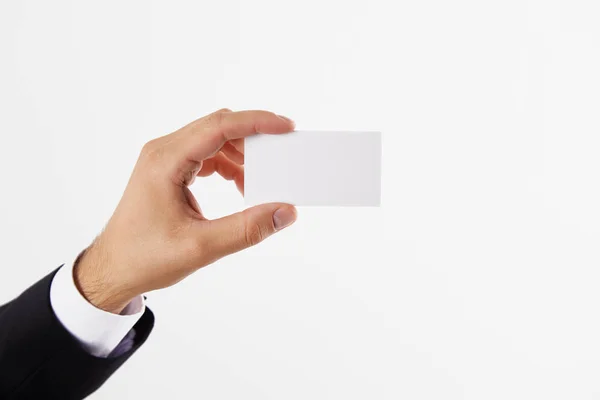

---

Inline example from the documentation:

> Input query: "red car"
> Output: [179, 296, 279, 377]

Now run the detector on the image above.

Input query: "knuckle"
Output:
[141, 139, 157, 153]
[198, 111, 229, 142]
[214, 110, 227, 129]
[141, 139, 163, 160]
[204, 109, 227, 129]
[244, 223, 264, 247]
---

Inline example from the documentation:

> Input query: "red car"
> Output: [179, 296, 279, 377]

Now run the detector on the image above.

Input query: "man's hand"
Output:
[74, 109, 297, 314]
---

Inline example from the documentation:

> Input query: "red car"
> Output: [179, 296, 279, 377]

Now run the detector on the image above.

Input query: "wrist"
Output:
[73, 241, 137, 314]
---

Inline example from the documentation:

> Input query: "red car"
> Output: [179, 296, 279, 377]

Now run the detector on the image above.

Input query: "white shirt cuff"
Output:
[49, 260, 145, 358]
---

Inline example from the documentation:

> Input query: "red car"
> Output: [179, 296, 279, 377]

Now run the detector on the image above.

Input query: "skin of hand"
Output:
[74, 109, 298, 314]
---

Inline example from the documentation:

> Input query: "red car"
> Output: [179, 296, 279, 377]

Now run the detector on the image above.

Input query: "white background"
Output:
[1, 0, 599, 399]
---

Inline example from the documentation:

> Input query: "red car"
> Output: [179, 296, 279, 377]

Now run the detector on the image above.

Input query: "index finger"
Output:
[178, 110, 294, 162]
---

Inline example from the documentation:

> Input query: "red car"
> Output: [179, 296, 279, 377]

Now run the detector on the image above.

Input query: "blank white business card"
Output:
[245, 131, 381, 206]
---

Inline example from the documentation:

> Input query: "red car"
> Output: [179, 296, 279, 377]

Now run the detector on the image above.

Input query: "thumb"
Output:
[206, 203, 297, 258]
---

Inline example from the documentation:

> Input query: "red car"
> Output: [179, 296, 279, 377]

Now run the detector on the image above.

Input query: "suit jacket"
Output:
[0, 268, 154, 399]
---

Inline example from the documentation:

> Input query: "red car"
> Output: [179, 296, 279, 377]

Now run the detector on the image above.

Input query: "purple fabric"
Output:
[108, 328, 136, 358]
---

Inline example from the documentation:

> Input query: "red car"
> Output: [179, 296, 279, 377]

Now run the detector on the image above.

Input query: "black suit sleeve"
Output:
[0, 267, 155, 399]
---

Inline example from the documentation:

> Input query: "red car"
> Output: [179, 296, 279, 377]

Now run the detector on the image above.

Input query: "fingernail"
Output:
[273, 207, 297, 231]
[277, 115, 295, 127]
